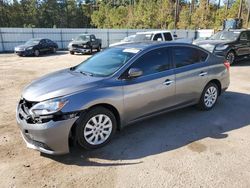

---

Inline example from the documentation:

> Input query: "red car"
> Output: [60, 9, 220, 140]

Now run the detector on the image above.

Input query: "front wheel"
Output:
[97, 45, 101, 52]
[52, 47, 56, 53]
[197, 82, 219, 111]
[34, 50, 40, 57]
[76, 107, 117, 150]
[226, 51, 235, 65]
[70, 51, 74, 55]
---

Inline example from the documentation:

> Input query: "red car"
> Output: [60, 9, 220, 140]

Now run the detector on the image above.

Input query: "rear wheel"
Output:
[226, 51, 235, 65]
[70, 51, 74, 55]
[197, 82, 219, 111]
[76, 107, 117, 149]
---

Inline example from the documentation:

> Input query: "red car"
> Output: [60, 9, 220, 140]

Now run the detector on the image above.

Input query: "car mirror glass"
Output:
[128, 68, 143, 78]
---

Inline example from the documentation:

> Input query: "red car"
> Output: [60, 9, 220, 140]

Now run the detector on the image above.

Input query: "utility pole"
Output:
[174, 0, 179, 29]
[217, 0, 221, 9]
[247, 7, 250, 28]
[226, 0, 229, 10]
[238, 0, 243, 19]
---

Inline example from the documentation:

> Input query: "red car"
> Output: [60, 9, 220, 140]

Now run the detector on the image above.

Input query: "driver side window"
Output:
[130, 48, 171, 77]
[153, 34, 163, 41]
[240, 32, 247, 41]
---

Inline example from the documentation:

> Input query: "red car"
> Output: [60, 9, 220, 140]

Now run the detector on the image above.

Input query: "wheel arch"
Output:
[68, 103, 121, 147]
[206, 79, 222, 95]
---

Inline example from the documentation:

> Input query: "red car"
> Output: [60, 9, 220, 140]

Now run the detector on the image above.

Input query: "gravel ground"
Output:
[0, 52, 250, 188]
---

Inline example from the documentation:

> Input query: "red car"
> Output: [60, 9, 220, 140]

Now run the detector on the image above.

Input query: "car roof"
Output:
[113, 41, 196, 51]
[136, 30, 172, 35]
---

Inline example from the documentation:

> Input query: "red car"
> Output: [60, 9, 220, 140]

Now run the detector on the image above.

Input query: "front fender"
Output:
[61, 86, 125, 125]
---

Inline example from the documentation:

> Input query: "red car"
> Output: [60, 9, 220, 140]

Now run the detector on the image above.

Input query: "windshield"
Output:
[134, 34, 153, 42]
[210, 31, 240, 41]
[25, 39, 40, 45]
[74, 48, 139, 77]
[75, 35, 90, 41]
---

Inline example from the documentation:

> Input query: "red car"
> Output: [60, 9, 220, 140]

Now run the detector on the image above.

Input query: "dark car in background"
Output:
[193, 29, 250, 64]
[14, 38, 58, 57]
[68, 34, 102, 55]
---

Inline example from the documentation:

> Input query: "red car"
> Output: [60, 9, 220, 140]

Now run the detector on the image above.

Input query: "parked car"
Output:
[193, 29, 250, 64]
[109, 30, 192, 47]
[109, 35, 136, 47]
[68, 34, 102, 55]
[16, 42, 230, 155]
[14, 38, 58, 57]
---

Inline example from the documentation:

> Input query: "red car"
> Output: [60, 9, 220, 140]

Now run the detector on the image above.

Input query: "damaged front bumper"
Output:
[16, 100, 79, 155]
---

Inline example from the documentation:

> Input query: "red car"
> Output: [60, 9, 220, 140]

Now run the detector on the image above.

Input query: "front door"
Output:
[122, 47, 176, 123]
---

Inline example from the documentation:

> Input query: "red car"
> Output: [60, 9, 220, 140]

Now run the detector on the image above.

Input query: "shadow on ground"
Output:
[43, 91, 250, 166]
[234, 59, 250, 66]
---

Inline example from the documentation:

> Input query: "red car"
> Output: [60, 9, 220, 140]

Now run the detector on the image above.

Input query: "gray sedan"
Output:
[16, 42, 230, 155]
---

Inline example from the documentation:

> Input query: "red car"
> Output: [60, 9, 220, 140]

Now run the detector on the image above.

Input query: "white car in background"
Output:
[109, 30, 192, 47]
[109, 35, 136, 47]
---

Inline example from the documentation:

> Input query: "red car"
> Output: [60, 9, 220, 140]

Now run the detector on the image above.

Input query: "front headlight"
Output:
[29, 98, 68, 116]
[26, 46, 33, 50]
[215, 45, 229, 51]
[68, 43, 72, 48]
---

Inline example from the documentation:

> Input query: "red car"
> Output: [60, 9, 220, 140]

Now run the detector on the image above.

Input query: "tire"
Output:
[70, 51, 74, 55]
[89, 47, 93, 54]
[226, 51, 235, 65]
[52, 47, 56, 53]
[197, 82, 219, 111]
[97, 45, 101, 52]
[75, 107, 117, 150]
[34, 50, 40, 57]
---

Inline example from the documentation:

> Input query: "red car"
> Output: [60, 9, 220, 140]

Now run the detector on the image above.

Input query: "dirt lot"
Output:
[0, 52, 250, 188]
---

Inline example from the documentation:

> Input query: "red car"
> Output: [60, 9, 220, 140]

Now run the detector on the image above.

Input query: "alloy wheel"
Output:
[204, 86, 218, 108]
[226, 52, 235, 65]
[83, 114, 112, 145]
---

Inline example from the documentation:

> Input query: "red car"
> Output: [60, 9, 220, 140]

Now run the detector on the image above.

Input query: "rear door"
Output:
[122, 47, 175, 122]
[171, 46, 209, 105]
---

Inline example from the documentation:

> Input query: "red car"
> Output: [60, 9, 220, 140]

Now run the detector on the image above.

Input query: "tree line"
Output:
[0, 0, 249, 30]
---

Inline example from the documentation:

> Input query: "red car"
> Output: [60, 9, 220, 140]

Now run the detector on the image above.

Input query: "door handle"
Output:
[163, 79, 174, 85]
[199, 72, 207, 76]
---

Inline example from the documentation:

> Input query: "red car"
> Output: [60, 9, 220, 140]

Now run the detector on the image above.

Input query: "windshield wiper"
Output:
[79, 71, 93, 76]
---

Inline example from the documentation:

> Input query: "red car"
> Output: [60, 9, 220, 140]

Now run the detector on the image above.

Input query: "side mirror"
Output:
[128, 68, 143, 78]
[91, 38, 95, 42]
[173, 34, 178, 38]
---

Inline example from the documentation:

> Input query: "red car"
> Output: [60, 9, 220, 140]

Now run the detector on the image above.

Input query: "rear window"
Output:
[163, 33, 173, 41]
[172, 47, 208, 68]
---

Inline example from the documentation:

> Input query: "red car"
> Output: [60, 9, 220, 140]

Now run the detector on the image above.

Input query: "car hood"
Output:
[71, 41, 89, 45]
[22, 69, 104, 102]
[15, 44, 34, 50]
[194, 39, 230, 46]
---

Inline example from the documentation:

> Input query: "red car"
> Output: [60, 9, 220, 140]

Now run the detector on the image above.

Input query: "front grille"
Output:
[72, 44, 88, 48]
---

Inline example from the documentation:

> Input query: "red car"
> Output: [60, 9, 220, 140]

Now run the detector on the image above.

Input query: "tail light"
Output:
[224, 60, 230, 71]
